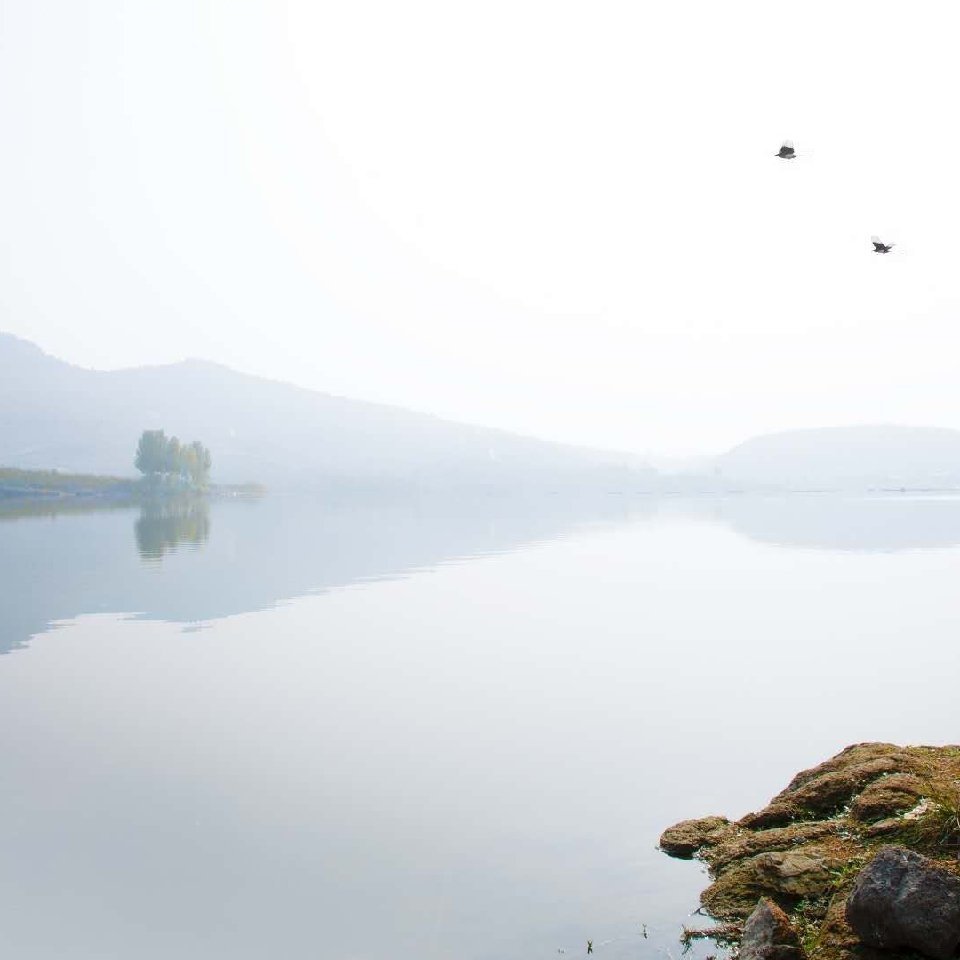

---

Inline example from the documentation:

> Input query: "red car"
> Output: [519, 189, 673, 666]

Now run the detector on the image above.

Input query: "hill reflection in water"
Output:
[0, 491, 635, 655]
[5, 491, 960, 656]
[710, 494, 960, 552]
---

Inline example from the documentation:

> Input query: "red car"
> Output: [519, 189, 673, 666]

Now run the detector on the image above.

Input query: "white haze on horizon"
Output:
[2, 1, 960, 457]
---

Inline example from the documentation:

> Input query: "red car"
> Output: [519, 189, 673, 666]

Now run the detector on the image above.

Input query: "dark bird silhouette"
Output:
[871, 236, 894, 253]
[587, 941, 593, 955]
[776, 140, 795, 159]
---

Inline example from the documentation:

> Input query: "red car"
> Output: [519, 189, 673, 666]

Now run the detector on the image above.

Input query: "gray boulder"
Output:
[740, 898, 803, 960]
[845, 846, 960, 959]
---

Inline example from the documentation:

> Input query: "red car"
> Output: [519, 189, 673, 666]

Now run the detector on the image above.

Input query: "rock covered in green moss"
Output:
[659, 743, 960, 960]
[702, 850, 839, 918]
[849, 775, 926, 823]
[658, 815, 731, 858]
[739, 748, 917, 829]
[704, 821, 838, 872]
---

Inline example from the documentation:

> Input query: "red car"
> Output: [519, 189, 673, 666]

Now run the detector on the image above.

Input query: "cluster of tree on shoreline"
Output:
[135, 429, 211, 488]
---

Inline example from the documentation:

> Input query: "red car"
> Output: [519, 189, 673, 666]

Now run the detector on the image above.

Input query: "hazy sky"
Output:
[2, 1, 960, 455]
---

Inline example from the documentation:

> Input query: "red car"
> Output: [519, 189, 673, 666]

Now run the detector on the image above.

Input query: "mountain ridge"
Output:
[716, 423, 960, 489]
[0, 331, 648, 489]
[7, 332, 960, 492]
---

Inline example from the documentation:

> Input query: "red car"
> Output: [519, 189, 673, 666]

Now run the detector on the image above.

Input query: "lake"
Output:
[2, 491, 959, 959]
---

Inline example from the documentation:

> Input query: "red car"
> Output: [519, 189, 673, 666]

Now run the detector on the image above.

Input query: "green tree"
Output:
[135, 430, 212, 489]
[134, 429, 168, 479]
[164, 436, 182, 482]
[186, 440, 212, 487]
[181, 444, 198, 484]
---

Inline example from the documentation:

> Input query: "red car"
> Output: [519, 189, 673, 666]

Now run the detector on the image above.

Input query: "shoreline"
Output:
[0, 467, 263, 504]
[660, 743, 960, 960]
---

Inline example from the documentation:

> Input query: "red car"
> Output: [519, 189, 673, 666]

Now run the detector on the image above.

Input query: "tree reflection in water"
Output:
[134, 498, 211, 561]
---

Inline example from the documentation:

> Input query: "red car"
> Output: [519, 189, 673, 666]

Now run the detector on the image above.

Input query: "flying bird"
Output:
[871, 236, 894, 253]
[776, 140, 795, 159]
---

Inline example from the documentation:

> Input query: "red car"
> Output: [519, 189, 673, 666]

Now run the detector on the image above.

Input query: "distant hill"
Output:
[715, 425, 960, 490]
[0, 332, 651, 489]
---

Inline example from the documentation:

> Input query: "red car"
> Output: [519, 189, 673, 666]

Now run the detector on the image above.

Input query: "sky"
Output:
[2, 0, 960, 456]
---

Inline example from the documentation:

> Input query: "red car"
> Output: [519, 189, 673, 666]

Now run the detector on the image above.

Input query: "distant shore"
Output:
[0, 467, 264, 504]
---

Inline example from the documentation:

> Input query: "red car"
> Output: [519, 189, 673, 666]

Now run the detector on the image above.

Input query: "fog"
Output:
[3, 1, 960, 456]
[6, 10, 960, 957]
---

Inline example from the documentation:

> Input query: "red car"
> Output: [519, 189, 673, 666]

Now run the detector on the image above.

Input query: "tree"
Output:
[187, 440, 212, 487]
[164, 436, 182, 480]
[134, 430, 212, 489]
[181, 444, 198, 485]
[134, 429, 168, 479]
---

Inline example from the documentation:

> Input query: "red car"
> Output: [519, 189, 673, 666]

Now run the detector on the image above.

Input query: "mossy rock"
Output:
[702, 850, 839, 918]
[849, 774, 926, 823]
[740, 752, 916, 828]
[660, 743, 960, 960]
[706, 821, 839, 872]
[781, 744, 907, 793]
[658, 815, 731, 858]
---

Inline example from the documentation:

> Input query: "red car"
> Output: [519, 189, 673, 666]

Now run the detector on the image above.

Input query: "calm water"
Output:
[2, 492, 960, 959]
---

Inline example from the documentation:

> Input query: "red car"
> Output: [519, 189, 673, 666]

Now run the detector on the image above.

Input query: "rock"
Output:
[755, 851, 836, 898]
[860, 817, 905, 839]
[788, 768, 878, 813]
[705, 821, 837, 872]
[740, 752, 915, 829]
[739, 898, 803, 960]
[845, 846, 960, 959]
[781, 743, 904, 794]
[702, 850, 837, 918]
[658, 746, 960, 960]
[659, 816, 730, 858]
[849, 774, 926, 823]
[739, 802, 802, 831]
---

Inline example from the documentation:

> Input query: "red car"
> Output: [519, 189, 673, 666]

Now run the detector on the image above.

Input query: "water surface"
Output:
[2, 493, 959, 959]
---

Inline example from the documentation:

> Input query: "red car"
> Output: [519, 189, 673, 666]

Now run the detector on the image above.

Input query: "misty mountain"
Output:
[0, 332, 650, 489]
[716, 425, 960, 490]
